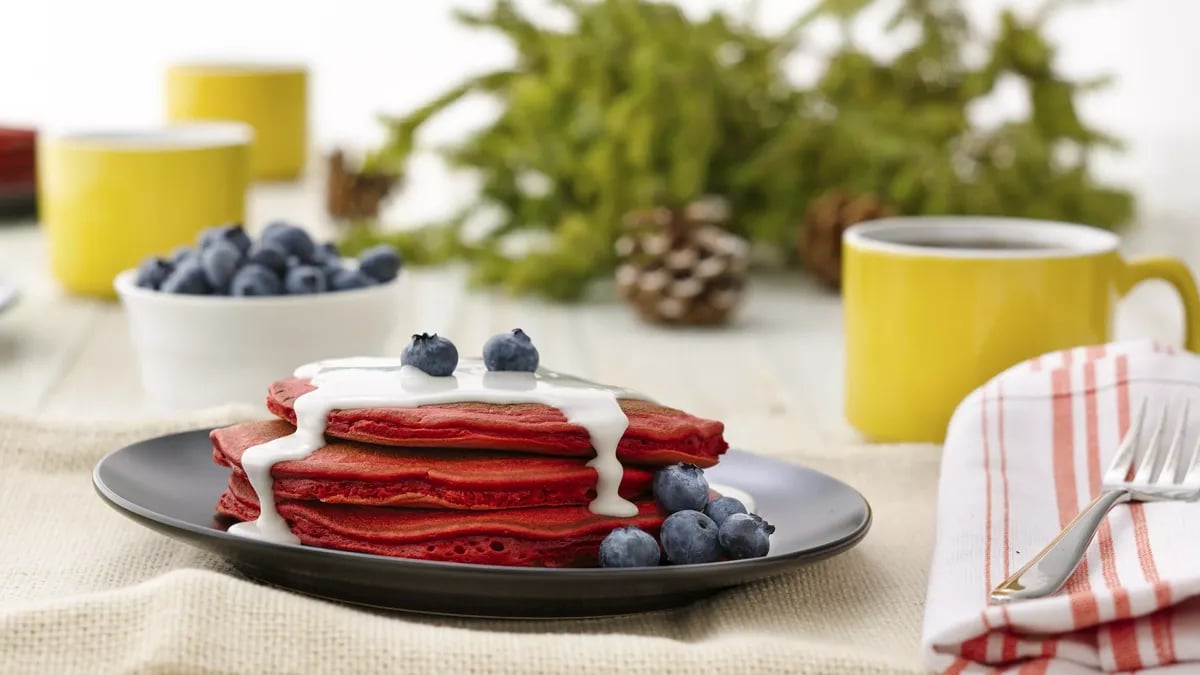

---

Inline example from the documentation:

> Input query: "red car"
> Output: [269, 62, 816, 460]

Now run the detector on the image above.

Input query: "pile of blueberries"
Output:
[400, 329, 539, 375]
[134, 222, 402, 296]
[599, 464, 775, 567]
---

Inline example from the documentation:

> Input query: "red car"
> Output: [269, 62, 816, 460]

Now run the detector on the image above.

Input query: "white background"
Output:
[3, 0, 1197, 223]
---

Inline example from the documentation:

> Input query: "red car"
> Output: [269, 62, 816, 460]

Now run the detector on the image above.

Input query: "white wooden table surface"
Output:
[0, 178, 1191, 461]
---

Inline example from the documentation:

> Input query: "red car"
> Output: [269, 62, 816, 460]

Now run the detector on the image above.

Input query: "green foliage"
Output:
[352, 0, 1134, 300]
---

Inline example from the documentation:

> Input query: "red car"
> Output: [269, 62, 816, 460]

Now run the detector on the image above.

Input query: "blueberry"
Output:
[199, 223, 252, 254]
[245, 243, 289, 276]
[170, 246, 196, 265]
[402, 333, 459, 376]
[261, 221, 316, 263]
[159, 259, 211, 295]
[482, 328, 540, 372]
[718, 513, 774, 560]
[285, 265, 327, 295]
[357, 244, 402, 283]
[134, 257, 174, 290]
[659, 510, 721, 564]
[200, 239, 243, 292]
[229, 264, 283, 296]
[652, 463, 710, 514]
[598, 526, 661, 568]
[312, 242, 340, 264]
[321, 258, 345, 282]
[703, 496, 748, 527]
[329, 268, 377, 291]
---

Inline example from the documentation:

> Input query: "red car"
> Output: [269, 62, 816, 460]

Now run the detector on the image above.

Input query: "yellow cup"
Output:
[166, 63, 308, 181]
[38, 125, 251, 298]
[843, 217, 1200, 442]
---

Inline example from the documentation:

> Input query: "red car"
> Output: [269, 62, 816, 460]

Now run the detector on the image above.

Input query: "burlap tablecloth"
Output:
[0, 410, 937, 674]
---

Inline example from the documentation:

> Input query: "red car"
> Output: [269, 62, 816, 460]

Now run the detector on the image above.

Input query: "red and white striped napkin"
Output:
[923, 340, 1200, 674]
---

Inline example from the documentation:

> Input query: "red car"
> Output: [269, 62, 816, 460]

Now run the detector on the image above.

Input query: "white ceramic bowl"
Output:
[115, 268, 402, 410]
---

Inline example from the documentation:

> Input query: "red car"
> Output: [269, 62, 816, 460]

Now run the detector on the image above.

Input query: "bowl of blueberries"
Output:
[114, 221, 403, 410]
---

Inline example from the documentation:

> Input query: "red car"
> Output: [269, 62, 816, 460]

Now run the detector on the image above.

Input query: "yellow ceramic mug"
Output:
[166, 63, 308, 180]
[39, 125, 251, 297]
[843, 217, 1200, 442]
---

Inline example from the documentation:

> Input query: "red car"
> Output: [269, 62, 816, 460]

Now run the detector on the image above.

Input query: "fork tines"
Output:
[1105, 398, 1200, 498]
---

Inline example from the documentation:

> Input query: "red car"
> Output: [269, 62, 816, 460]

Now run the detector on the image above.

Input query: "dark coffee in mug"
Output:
[897, 239, 1064, 251]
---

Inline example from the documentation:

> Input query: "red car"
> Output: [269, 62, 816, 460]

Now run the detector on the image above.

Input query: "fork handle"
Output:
[990, 489, 1129, 603]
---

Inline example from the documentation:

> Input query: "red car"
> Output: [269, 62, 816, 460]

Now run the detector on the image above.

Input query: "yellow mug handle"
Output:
[1120, 256, 1200, 352]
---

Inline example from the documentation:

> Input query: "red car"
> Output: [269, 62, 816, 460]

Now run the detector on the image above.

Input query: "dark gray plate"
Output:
[93, 429, 870, 617]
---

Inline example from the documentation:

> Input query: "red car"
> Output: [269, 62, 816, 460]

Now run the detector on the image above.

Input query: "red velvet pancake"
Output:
[217, 474, 665, 567]
[212, 420, 654, 510]
[267, 377, 728, 467]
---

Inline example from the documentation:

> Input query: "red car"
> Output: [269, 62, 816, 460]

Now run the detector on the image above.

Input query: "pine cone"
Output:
[325, 150, 400, 221]
[798, 190, 896, 288]
[614, 197, 747, 326]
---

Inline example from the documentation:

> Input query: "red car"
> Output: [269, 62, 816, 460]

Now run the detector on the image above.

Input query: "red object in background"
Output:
[0, 127, 37, 216]
[0, 127, 36, 191]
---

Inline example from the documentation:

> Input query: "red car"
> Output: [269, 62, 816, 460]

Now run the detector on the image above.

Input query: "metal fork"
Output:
[990, 399, 1200, 603]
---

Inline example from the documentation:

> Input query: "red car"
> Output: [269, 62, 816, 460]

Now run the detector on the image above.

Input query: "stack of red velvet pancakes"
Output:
[213, 374, 728, 567]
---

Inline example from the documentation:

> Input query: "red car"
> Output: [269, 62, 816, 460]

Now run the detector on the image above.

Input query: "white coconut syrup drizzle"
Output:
[228, 357, 650, 545]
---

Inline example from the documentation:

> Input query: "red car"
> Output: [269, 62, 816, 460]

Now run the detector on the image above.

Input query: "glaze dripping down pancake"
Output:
[266, 377, 728, 467]
[216, 474, 665, 567]
[211, 420, 653, 510]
